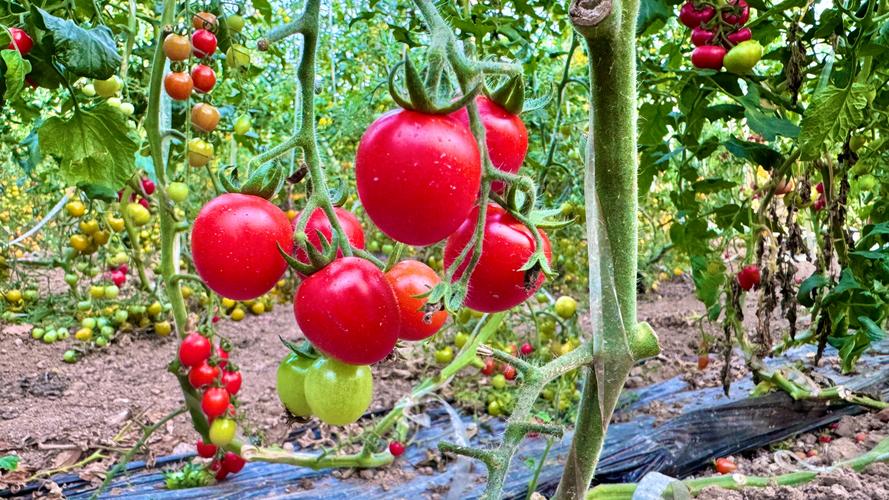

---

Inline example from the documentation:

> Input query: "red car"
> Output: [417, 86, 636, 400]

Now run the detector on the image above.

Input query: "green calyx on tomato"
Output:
[723, 40, 763, 74]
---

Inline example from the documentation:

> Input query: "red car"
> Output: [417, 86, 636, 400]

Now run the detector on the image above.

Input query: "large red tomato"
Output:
[294, 257, 399, 365]
[293, 207, 365, 264]
[385, 260, 448, 341]
[444, 204, 551, 313]
[192, 193, 293, 300]
[355, 110, 481, 246]
[451, 96, 528, 193]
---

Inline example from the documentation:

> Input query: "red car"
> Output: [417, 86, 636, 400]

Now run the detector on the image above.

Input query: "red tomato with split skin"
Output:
[356, 109, 481, 246]
[444, 204, 552, 313]
[385, 260, 448, 341]
[293, 207, 365, 265]
[192, 193, 293, 301]
[451, 96, 528, 193]
[294, 257, 399, 365]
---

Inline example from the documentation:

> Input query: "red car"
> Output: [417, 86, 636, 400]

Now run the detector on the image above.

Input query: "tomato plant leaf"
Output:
[76, 182, 119, 202]
[38, 105, 137, 189]
[797, 273, 830, 307]
[799, 84, 869, 160]
[251, 0, 273, 22]
[691, 178, 736, 193]
[858, 317, 887, 343]
[636, 0, 672, 36]
[724, 136, 784, 169]
[1, 49, 31, 101]
[690, 256, 725, 320]
[32, 7, 121, 79]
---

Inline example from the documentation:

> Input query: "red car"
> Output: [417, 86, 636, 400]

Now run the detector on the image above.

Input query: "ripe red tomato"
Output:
[722, 0, 750, 26]
[813, 196, 826, 211]
[356, 109, 481, 246]
[444, 205, 552, 313]
[726, 27, 752, 45]
[389, 441, 405, 457]
[294, 257, 399, 365]
[217, 346, 229, 369]
[714, 457, 737, 474]
[450, 96, 528, 193]
[690, 26, 716, 46]
[221, 370, 242, 395]
[502, 364, 517, 380]
[193, 12, 218, 31]
[481, 357, 496, 375]
[191, 29, 217, 58]
[141, 177, 156, 195]
[698, 354, 710, 370]
[179, 332, 212, 367]
[520, 343, 533, 355]
[196, 439, 217, 458]
[385, 260, 448, 341]
[191, 64, 216, 93]
[188, 361, 220, 388]
[737, 264, 761, 291]
[293, 207, 365, 265]
[164, 71, 193, 100]
[201, 387, 231, 418]
[222, 452, 246, 473]
[678, 2, 715, 28]
[691, 45, 726, 70]
[192, 193, 294, 300]
[7, 28, 33, 55]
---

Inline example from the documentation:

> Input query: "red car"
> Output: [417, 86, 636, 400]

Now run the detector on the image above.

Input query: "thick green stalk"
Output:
[554, 0, 641, 497]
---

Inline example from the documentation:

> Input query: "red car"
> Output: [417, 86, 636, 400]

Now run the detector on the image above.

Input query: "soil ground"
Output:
[1, 279, 886, 498]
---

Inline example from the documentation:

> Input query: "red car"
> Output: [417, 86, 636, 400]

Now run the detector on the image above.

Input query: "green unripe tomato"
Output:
[209, 418, 237, 446]
[82, 84, 96, 97]
[23, 290, 38, 301]
[541, 388, 554, 400]
[96, 317, 109, 328]
[850, 135, 867, 154]
[303, 357, 373, 426]
[77, 300, 92, 311]
[101, 325, 115, 337]
[57, 328, 70, 339]
[104, 285, 120, 299]
[43, 330, 58, 343]
[554, 296, 577, 319]
[112, 309, 129, 325]
[454, 332, 469, 349]
[168, 182, 189, 202]
[95, 336, 108, 347]
[107, 97, 122, 109]
[94, 75, 122, 98]
[86, 266, 100, 278]
[492, 373, 507, 390]
[119, 102, 135, 116]
[81, 317, 97, 329]
[32, 327, 45, 340]
[487, 400, 502, 416]
[276, 353, 314, 417]
[435, 346, 454, 364]
[63, 350, 78, 363]
[536, 292, 548, 304]
[233, 115, 252, 135]
[382, 243, 394, 255]
[723, 40, 763, 74]
[89, 285, 105, 299]
[226, 14, 245, 32]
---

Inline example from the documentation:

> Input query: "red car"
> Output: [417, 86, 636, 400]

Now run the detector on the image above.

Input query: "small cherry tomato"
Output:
[191, 29, 217, 58]
[163, 34, 191, 61]
[164, 72, 193, 100]
[193, 12, 218, 31]
[691, 45, 726, 70]
[209, 417, 236, 446]
[179, 332, 212, 367]
[191, 102, 221, 133]
[191, 64, 216, 93]
[389, 441, 405, 457]
[196, 439, 218, 458]
[715, 457, 737, 474]
[188, 361, 220, 388]
[7, 27, 33, 55]
[221, 370, 242, 395]
[201, 387, 231, 419]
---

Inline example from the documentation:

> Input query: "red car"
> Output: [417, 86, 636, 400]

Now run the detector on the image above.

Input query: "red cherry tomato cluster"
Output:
[116, 176, 155, 209]
[813, 182, 827, 211]
[107, 263, 128, 288]
[679, 0, 751, 70]
[736, 264, 761, 291]
[180, 332, 246, 480]
[479, 356, 517, 382]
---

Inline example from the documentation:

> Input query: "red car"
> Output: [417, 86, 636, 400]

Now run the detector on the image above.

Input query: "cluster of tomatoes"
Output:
[679, 0, 763, 73]
[161, 12, 233, 167]
[179, 332, 246, 480]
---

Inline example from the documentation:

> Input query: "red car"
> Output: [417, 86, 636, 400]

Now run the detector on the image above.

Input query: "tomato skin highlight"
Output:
[294, 257, 399, 365]
[293, 207, 365, 265]
[691, 45, 726, 70]
[303, 356, 373, 426]
[276, 353, 314, 417]
[451, 96, 528, 193]
[192, 194, 293, 300]
[356, 109, 481, 246]
[444, 205, 552, 313]
[385, 260, 448, 341]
